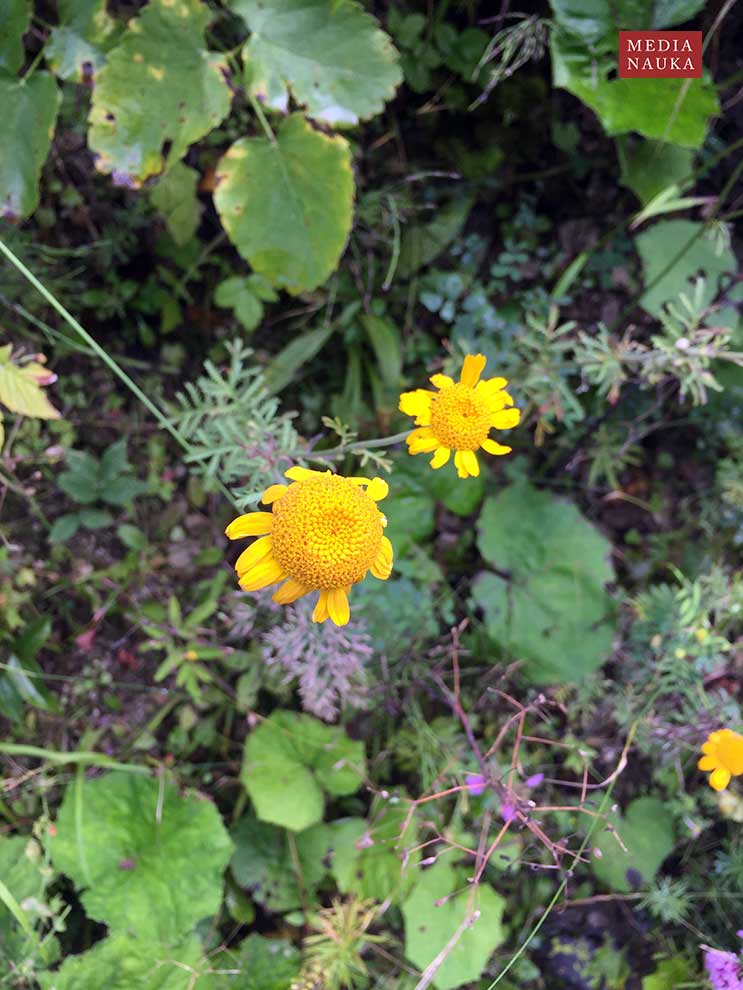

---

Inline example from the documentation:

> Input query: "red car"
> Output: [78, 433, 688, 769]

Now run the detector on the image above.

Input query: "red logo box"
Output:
[618, 31, 702, 78]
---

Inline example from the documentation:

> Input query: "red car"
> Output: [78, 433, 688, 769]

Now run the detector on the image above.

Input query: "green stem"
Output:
[290, 429, 413, 463]
[0, 237, 242, 511]
[249, 94, 277, 144]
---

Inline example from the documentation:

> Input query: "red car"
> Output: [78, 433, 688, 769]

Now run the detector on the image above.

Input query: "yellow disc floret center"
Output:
[270, 476, 384, 590]
[429, 382, 492, 451]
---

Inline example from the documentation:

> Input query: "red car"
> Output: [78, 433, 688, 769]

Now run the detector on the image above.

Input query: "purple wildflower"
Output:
[525, 773, 544, 788]
[704, 947, 743, 990]
[501, 802, 516, 824]
[465, 773, 486, 796]
[261, 599, 373, 721]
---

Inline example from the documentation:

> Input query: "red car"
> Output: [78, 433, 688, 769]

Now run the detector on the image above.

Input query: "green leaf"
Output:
[47, 772, 234, 940]
[472, 482, 616, 683]
[36, 932, 214, 990]
[45, 0, 120, 83]
[592, 797, 675, 893]
[0, 74, 60, 221]
[642, 957, 692, 990]
[328, 799, 418, 903]
[402, 860, 506, 990]
[232, 0, 402, 125]
[548, 0, 716, 148]
[231, 815, 328, 912]
[397, 196, 474, 277]
[362, 314, 402, 388]
[617, 137, 694, 206]
[214, 276, 265, 332]
[211, 934, 300, 990]
[0, 835, 43, 932]
[635, 219, 738, 318]
[0, 0, 30, 75]
[48, 512, 82, 544]
[150, 162, 203, 246]
[78, 508, 114, 528]
[241, 710, 365, 831]
[102, 476, 149, 506]
[99, 437, 131, 482]
[263, 323, 335, 394]
[4, 655, 57, 715]
[215, 114, 353, 295]
[88, 0, 232, 185]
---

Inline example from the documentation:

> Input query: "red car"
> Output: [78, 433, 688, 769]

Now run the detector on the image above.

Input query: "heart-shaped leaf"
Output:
[214, 114, 353, 295]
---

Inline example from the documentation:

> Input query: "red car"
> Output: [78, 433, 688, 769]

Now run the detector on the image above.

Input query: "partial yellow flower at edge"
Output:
[399, 353, 521, 479]
[698, 728, 743, 791]
[225, 467, 393, 627]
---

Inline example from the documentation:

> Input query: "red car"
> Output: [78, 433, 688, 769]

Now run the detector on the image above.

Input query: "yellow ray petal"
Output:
[430, 373, 454, 390]
[710, 767, 732, 791]
[481, 438, 512, 456]
[262, 484, 288, 505]
[366, 477, 389, 501]
[327, 587, 350, 626]
[701, 741, 716, 755]
[285, 466, 327, 482]
[460, 449, 480, 477]
[312, 590, 329, 623]
[225, 512, 273, 539]
[430, 446, 451, 469]
[399, 389, 434, 425]
[697, 756, 717, 771]
[371, 557, 393, 579]
[460, 353, 487, 387]
[476, 376, 508, 396]
[272, 578, 311, 605]
[409, 436, 440, 454]
[235, 536, 273, 577]
[453, 451, 468, 479]
[238, 555, 286, 592]
[379, 535, 393, 564]
[492, 407, 521, 430]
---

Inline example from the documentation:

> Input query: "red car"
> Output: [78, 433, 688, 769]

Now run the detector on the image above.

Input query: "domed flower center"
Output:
[270, 475, 384, 590]
[718, 731, 743, 775]
[429, 383, 492, 451]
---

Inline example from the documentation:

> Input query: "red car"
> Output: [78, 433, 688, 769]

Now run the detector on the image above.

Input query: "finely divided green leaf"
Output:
[0, 74, 61, 220]
[232, 0, 402, 125]
[88, 0, 231, 184]
[214, 114, 353, 295]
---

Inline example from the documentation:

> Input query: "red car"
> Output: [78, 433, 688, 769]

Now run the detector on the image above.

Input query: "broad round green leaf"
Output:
[230, 815, 328, 912]
[47, 773, 234, 941]
[232, 0, 402, 125]
[473, 483, 616, 683]
[150, 162, 203, 246]
[88, 0, 232, 185]
[214, 114, 353, 295]
[402, 860, 506, 990]
[36, 932, 213, 990]
[46, 0, 120, 83]
[591, 797, 675, 893]
[241, 710, 365, 831]
[0, 74, 61, 220]
[211, 934, 300, 990]
[635, 219, 738, 318]
[0, 0, 30, 75]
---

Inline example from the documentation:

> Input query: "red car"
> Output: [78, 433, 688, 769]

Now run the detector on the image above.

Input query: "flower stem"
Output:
[289, 430, 413, 463]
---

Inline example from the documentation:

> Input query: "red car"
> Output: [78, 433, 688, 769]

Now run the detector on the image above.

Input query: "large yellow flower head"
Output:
[399, 353, 521, 479]
[225, 467, 393, 627]
[698, 728, 743, 791]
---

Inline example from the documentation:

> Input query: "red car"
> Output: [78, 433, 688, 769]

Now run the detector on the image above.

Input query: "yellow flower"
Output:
[698, 728, 743, 791]
[399, 353, 521, 479]
[225, 467, 393, 627]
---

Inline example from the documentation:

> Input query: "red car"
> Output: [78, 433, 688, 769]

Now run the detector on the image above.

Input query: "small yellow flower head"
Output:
[225, 467, 393, 627]
[698, 728, 743, 791]
[399, 353, 521, 479]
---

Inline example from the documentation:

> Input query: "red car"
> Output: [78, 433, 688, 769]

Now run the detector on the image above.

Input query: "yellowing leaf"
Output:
[46, 0, 121, 83]
[214, 114, 353, 294]
[232, 0, 402, 125]
[0, 350, 61, 420]
[88, 0, 232, 185]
